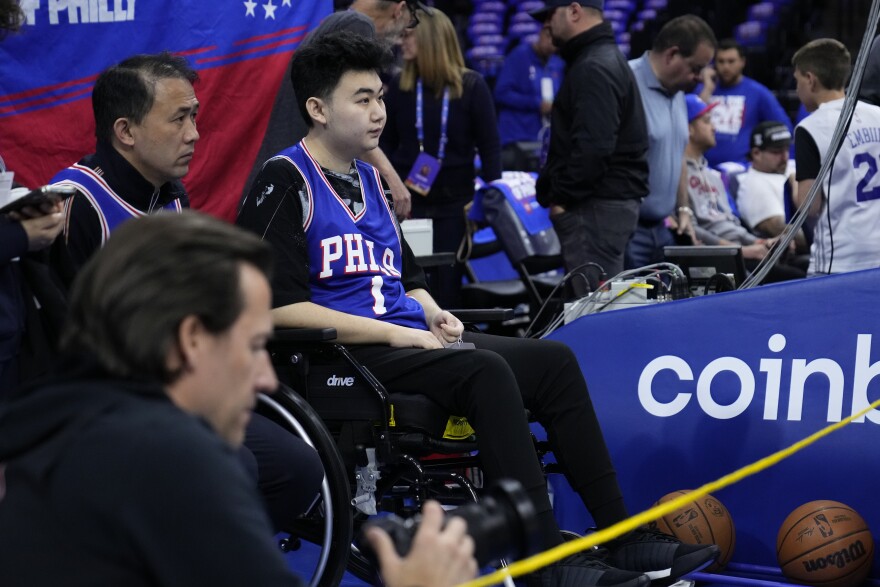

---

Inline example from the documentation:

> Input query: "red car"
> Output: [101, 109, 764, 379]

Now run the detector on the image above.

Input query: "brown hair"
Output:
[792, 38, 851, 91]
[399, 8, 466, 99]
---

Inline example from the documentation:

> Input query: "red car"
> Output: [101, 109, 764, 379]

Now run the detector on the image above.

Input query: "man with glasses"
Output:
[244, 0, 425, 220]
[626, 15, 716, 269]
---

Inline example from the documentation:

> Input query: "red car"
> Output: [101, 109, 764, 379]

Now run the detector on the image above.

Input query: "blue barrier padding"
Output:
[546, 269, 880, 577]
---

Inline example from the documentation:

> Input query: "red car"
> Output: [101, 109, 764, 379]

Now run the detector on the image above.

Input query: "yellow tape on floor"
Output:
[458, 397, 880, 587]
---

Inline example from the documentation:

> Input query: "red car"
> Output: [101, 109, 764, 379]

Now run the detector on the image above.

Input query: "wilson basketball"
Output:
[777, 500, 874, 587]
[650, 490, 735, 572]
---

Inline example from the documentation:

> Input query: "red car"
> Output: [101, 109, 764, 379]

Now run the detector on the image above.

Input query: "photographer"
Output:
[1, 0, 65, 397]
[0, 211, 477, 587]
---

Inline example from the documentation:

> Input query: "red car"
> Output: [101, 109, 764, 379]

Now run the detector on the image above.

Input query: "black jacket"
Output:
[49, 141, 189, 289]
[536, 21, 649, 208]
[0, 357, 299, 587]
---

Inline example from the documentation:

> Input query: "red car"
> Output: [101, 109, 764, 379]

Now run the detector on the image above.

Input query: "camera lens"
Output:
[358, 478, 539, 567]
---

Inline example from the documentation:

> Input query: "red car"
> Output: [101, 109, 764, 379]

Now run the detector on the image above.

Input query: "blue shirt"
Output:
[494, 43, 565, 146]
[629, 52, 688, 221]
[702, 76, 792, 167]
[276, 141, 428, 330]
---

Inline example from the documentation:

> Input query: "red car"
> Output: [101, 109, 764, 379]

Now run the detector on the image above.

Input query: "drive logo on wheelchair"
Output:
[327, 374, 355, 387]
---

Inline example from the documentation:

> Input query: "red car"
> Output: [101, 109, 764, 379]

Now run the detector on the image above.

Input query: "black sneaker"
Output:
[605, 528, 720, 581]
[524, 551, 651, 587]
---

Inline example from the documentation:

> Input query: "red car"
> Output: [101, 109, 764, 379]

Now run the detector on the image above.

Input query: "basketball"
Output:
[649, 490, 735, 572]
[777, 500, 874, 587]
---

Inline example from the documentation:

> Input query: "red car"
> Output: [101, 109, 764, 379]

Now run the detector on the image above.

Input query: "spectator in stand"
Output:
[381, 8, 501, 308]
[684, 95, 804, 282]
[736, 121, 808, 249]
[531, 0, 648, 295]
[793, 38, 880, 275]
[494, 25, 564, 168]
[627, 15, 716, 269]
[698, 39, 792, 168]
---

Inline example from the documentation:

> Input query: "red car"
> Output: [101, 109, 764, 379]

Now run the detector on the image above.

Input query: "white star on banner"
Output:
[243, 0, 257, 16]
[263, 0, 277, 19]
[282, 0, 292, 5]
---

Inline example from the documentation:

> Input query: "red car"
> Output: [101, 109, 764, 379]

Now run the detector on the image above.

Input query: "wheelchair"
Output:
[257, 310, 539, 587]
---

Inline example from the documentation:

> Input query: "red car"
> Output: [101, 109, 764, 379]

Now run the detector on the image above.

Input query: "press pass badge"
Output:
[404, 152, 442, 196]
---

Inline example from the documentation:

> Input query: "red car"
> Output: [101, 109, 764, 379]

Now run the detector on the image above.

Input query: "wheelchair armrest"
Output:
[448, 308, 515, 323]
[273, 327, 338, 342]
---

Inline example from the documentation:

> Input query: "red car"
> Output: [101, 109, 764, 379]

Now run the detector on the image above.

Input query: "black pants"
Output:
[241, 412, 325, 533]
[349, 331, 627, 547]
[551, 198, 641, 298]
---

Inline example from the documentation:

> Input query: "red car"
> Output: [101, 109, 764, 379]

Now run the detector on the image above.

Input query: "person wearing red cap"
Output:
[531, 0, 649, 297]
[683, 94, 805, 282]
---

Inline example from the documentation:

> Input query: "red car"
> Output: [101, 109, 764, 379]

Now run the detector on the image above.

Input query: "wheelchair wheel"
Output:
[257, 384, 353, 587]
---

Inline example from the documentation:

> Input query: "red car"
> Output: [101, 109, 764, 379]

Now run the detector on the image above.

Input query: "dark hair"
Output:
[717, 38, 744, 57]
[291, 32, 390, 128]
[652, 15, 718, 57]
[62, 211, 273, 384]
[0, 0, 24, 38]
[93, 51, 199, 143]
[792, 38, 851, 91]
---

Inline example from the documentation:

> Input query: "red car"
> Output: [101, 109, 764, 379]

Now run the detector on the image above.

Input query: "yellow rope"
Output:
[458, 397, 880, 587]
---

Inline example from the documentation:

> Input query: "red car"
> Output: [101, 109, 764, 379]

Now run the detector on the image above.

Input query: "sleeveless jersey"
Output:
[276, 141, 427, 330]
[798, 99, 880, 273]
[51, 164, 182, 245]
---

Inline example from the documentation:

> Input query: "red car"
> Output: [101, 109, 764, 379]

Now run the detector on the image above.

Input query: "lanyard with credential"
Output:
[416, 79, 450, 162]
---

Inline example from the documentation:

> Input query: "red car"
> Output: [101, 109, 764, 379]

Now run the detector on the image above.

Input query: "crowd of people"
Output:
[2, 0, 880, 585]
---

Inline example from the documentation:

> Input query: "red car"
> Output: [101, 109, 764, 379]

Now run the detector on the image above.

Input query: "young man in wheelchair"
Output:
[236, 31, 720, 586]
[0, 210, 478, 587]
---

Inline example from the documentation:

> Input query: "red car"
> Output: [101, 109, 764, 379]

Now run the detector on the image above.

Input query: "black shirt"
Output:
[536, 21, 649, 208]
[236, 153, 428, 309]
[51, 141, 189, 287]
[0, 358, 299, 587]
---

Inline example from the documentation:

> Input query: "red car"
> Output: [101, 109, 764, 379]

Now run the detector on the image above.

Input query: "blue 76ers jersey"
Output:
[51, 164, 182, 245]
[278, 141, 428, 330]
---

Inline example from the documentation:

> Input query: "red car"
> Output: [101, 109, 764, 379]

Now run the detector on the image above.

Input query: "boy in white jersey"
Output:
[237, 31, 719, 587]
[793, 38, 880, 274]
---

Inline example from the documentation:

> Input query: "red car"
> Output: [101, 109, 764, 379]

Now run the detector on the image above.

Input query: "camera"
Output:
[357, 478, 539, 568]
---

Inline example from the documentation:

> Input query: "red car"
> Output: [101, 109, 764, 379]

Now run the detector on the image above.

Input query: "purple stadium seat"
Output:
[473, 0, 508, 13]
[608, 19, 623, 33]
[644, 0, 667, 10]
[467, 22, 502, 39]
[474, 33, 506, 47]
[470, 12, 504, 25]
[618, 43, 630, 58]
[605, 0, 636, 13]
[516, 0, 545, 14]
[616, 31, 631, 45]
[510, 11, 536, 24]
[508, 21, 541, 38]
[747, 2, 779, 23]
[734, 20, 768, 47]
[637, 8, 656, 21]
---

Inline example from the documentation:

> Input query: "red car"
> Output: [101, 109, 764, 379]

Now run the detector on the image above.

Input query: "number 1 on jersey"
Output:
[370, 276, 387, 315]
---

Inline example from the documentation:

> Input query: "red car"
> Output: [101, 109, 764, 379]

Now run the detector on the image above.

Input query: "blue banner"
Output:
[547, 269, 880, 575]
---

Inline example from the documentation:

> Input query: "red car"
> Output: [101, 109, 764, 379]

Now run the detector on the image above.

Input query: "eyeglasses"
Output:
[404, 1, 423, 29]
